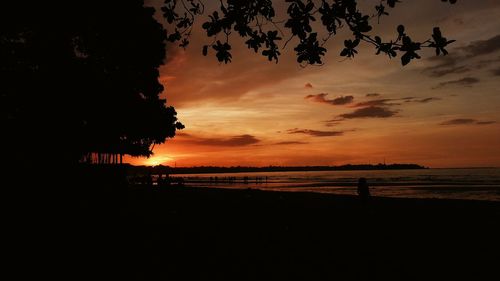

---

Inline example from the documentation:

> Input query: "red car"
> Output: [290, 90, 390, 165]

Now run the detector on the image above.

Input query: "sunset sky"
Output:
[128, 0, 500, 168]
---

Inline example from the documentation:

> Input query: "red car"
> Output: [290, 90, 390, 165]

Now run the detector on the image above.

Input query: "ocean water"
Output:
[171, 168, 500, 201]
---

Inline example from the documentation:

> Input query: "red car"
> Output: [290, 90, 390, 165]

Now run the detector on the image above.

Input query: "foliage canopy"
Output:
[162, 0, 457, 66]
[1, 1, 184, 164]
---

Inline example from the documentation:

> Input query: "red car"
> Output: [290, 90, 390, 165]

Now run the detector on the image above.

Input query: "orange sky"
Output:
[128, 0, 500, 168]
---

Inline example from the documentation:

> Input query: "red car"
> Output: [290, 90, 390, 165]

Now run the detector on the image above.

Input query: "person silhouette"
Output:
[357, 177, 370, 202]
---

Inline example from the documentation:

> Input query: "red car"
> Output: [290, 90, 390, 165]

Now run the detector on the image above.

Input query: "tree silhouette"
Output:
[162, 0, 457, 66]
[1, 1, 183, 165]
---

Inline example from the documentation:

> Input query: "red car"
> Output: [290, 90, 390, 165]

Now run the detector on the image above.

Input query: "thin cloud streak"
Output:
[422, 34, 500, 78]
[434, 77, 480, 89]
[352, 97, 440, 108]
[491, 67, 500, 76]
[305, 93, 354, 106]
[178, 133, 260, 146]
[339, 106, 398, 119]
[461, 34, 500, 58]
[274, 141, 309, 145]
[440, 119, 496, 126]
[287, 128, 344, 137]
[407, 97, 442, 103]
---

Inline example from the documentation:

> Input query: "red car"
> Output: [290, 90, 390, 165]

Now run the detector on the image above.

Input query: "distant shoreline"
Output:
[126, 163, 427, 175]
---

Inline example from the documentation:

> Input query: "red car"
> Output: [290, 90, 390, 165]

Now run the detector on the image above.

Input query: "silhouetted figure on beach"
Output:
[357, 177, 371, 202]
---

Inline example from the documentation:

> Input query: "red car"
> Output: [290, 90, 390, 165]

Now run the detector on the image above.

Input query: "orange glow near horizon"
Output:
[127, 0, 500, 168]
[143, 155, 175, 166]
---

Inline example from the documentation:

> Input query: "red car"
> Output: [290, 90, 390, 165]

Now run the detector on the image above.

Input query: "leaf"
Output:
[397, 25, 405, 37]
[401, 53, 411, 66]
[387, 0, 401, 8]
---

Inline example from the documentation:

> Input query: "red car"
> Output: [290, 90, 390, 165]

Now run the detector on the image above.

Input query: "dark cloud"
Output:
[428, 65, 470, 77]
[274, 141, 309, 145]
[406, 97, 442, 103]
[305, 83, 313, 88]
[434, 77, 480, 89]
[476, 121, 497, 125]
[179, 133, 260, 146]
[287, 128, 344, 137]
[305, 93, 354, 106]
[440, 118, 475, 125]
[354, 96, 441, 107]
[491, 67, 500, 76]
[461, 34, 500, 58]
[422, 55, 471, 77]
[366, 93, 380, 97]
[423, 34, 500, 77]
[440, 119, 496, 126]
[400, 97, 415, 101]
[323, 119, 343, 127]
[426, 55, 456, 66]
[339, 106, 398, 119]
[330, 96, 354, 105]
[476, 56, 500, 70]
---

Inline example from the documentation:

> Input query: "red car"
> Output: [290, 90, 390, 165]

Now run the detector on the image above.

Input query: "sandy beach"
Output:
[62, 184, 500, 280]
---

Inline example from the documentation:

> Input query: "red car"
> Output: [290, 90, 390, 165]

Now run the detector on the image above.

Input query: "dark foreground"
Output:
[20, 182, 500, 280]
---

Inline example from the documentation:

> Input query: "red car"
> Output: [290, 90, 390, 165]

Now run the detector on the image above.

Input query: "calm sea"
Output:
[170, 168, 500, 201]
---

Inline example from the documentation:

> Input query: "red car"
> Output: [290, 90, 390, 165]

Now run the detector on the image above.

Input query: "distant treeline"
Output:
[125, 163, 427, 175]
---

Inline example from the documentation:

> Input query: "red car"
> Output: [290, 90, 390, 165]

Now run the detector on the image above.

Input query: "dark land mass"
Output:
[128, 163, 426, 175]
[9, 166, 499, 280]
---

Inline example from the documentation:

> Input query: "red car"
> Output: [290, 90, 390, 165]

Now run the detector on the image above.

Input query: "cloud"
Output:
[476, 121, 497, 125]
[304, 83, 313, 88]
[434, 77, 480, 88]
[366, 93, 380, 97]
[339, 106, 398, 119]
[323, 119, 343, 127]
[338, 97, 439, 121]
[440, 118, 475, 125]
[274, 141, 309, 145]
[406, 97, 442, 103]
[330, 95, 354, 105]
[476, 56, 500, 70]
[305, 93, 354, 106]
[422, 34, 500, 77]
[353, 97, 441, 108]
[461, 34, 500, 58]
[428, 65, 470, 77]
[178, 133, 260, 146]
[287, 128, 344, 137]
[422, 55, 472, 77]
[440, 119, 496, 126]
[492, 67, 500, 76]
